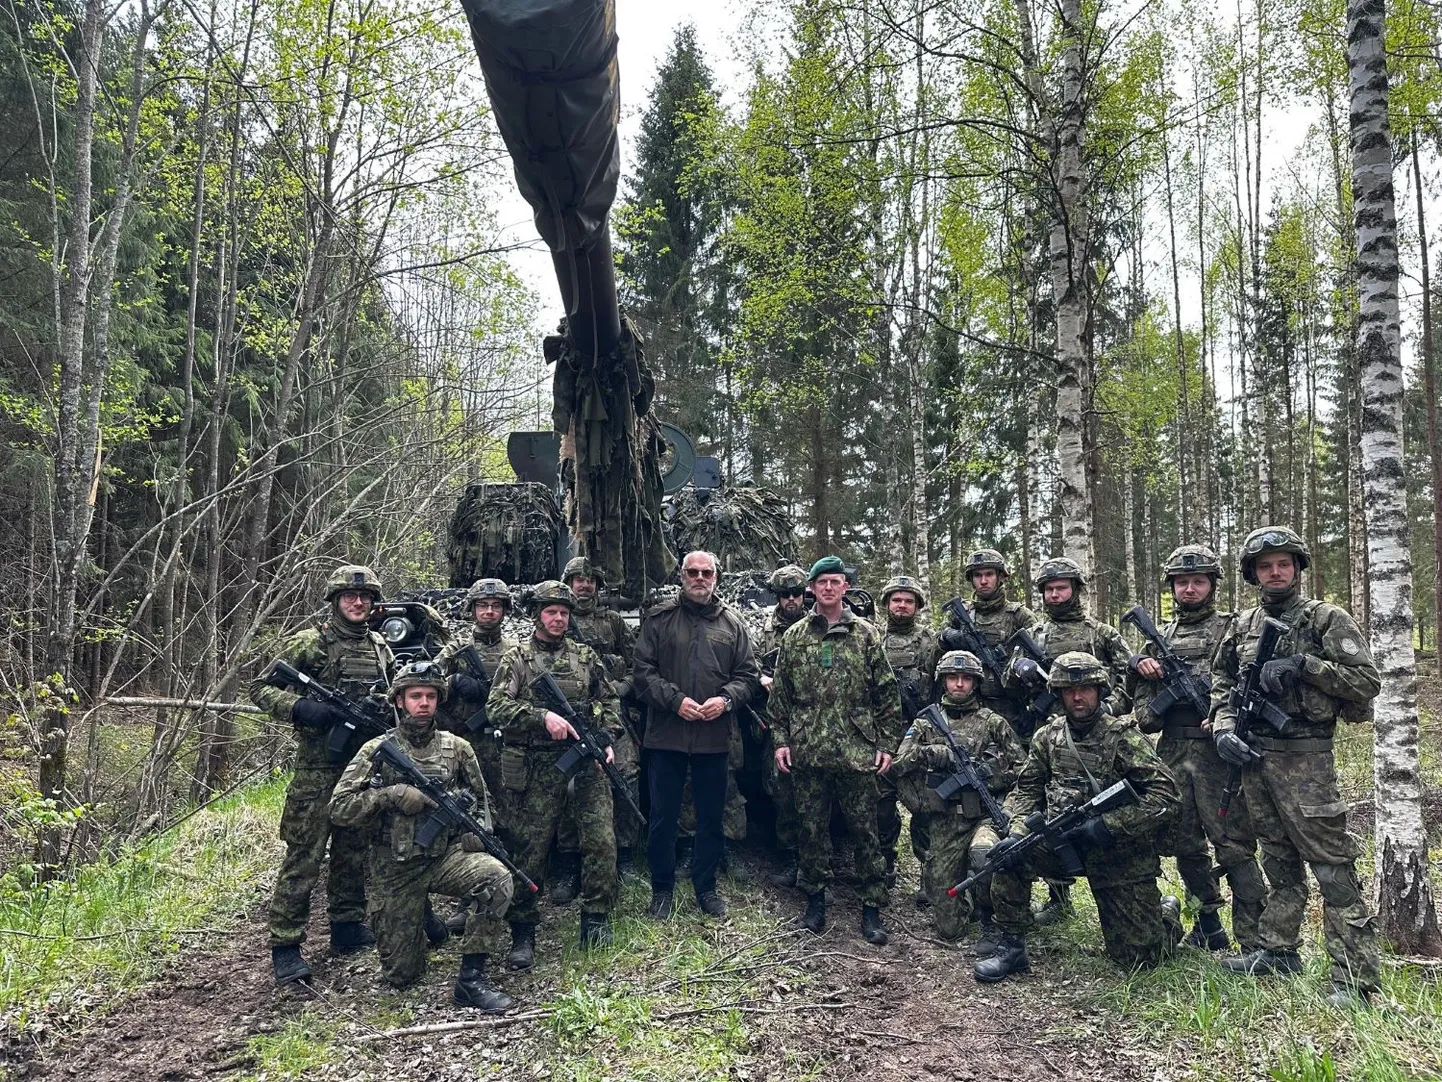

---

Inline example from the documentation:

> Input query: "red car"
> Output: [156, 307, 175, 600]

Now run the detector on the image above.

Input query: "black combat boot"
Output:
[768, 851, 799, 889]
[973, 909, 1002, 960]
[913, 887, 931, 908]
[697, 890, 728, 919]
[579, 912, 613, 950]
[1185, 909, 1230, 952]
[616, 845, 636, 878]
[1033, 883, 1074, 926]
[1220, 948, 1303, 976]
[549, 851, 582, 906]
[271, 944, 312, 984]
[675, 837, 694, 875]
[648, 889, 675, 919]
[329, 920, 375, 954]
[454, 953, 515, 1013]
[506, 921, 536, 970]
[423, 902, 450, 946]
[973, 933, 1030, 983]
[883, 853, 898, 890]
[799, 891, 827, 935]
[861, 905, 888, 946]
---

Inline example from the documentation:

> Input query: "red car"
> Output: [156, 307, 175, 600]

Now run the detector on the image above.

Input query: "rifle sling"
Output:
[1062, 722, 1104, 798]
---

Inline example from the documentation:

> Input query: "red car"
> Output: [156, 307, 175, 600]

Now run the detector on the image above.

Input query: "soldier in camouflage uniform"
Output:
[957, 549, 1039, 742]
[329, 662, 516, 1011]
[977, 652, 1182, 983]
[877, 575, 941, 889]
[486, 580, 622, 967]
[552, 556, 641, 899]
[249, 564, 394, 984]
[893, 651, 1024, 948]
[770, 555, 904, 947]
[1004, 555, 1135, 923]
[1211, 527, 1381, 1008]
[760, 564, 809, 887]
[1129, 545, 1265, 954]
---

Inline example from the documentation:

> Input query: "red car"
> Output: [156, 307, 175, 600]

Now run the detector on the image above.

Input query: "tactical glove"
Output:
[1011, 658, 1042, 683]
[460, 833, 487, 853]
[292, 699, 341, 730]
[987, 834, 1025, 870]
[384, 784, 436, 815]
[923, 745, 954, 770]
[451, 673, 487, 702]
[939, 627, 968, 652]
[1063, 816, 1115, 853]
[1214, 731, 1261, 766]
[1259, 655, 1307, 695]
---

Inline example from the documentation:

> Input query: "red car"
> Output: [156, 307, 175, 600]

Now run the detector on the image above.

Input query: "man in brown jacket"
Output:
[633, 550, 761, 920]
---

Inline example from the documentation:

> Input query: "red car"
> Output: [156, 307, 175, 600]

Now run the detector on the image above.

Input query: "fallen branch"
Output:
[105, 696, 257, 712]
[353, 1008, 553, 1042]
[652, 1000, 857, 1022]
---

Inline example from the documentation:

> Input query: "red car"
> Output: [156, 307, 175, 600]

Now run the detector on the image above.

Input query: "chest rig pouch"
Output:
[322, 623, 388, 698]
[375, 737, 461, 861]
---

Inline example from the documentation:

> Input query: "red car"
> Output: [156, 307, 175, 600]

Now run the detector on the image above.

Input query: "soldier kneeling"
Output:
[977, 652, 1183, 983]
[330, 662, 516, 1012]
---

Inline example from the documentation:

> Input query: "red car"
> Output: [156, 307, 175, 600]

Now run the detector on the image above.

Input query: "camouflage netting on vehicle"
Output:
[447, 482, 564, 587]
[665, 486, 796, 573]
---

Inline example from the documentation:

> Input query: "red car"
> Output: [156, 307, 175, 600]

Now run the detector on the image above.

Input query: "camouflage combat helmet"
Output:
[1046, 651, 1111, 690]
[1163, 544, 1222, 581]
[1239, 525, 1311, 585]
[562, 556, 601, 585]
[964, 549, 1010, 580]
[324, 564, 383, 602]
[880, 574, 928, 610]
[532, 579, 576, 610]
[465, 577, 512, 611]
[935, 650, 985, 679]
[1033, 556, 1086, 590]
[389, 659, 448, 703]
[769, 564, 808, 593]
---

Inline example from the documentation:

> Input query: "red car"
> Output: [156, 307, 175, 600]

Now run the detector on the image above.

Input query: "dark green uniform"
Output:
[759, 605, 804, 851]
[437, 628, 517, 836]
[965, 594, 1039, 740]
[879, 616, 940, 872]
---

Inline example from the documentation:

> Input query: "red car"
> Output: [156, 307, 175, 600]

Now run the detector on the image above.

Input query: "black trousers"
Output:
[647, 749, 728, 895]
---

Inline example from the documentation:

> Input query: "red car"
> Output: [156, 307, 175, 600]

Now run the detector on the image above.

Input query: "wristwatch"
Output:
[722, 696, 734, 713]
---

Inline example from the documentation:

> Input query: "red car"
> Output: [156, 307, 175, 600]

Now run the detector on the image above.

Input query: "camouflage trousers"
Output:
[877, 774, 931, 869]
[1244, 746, 1379, 989]
[368, 844, 513, 986]
[557, 728, 640, 853]
[504, 744, 617, 924]
[269, 767, 367, 946]
[467, 731, 511, 847]
[993, 845, 1182, 969]
[680, 724, 748, 842]
[793, 767, 888, 907]
[764, 735, 800, 851]
[924, 813, 1003, 941]
[1157, 733, 1265, 951]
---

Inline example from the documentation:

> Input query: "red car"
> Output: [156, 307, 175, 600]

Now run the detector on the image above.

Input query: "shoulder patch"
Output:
[1340, 637, 1361, 656]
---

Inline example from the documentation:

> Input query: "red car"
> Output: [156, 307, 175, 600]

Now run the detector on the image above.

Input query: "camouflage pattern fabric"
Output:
[1212, 591, 1381, 989]
[330, 729, 511, 985]
[448, 482, 564, 587]
[665, 486, 797, 573]
[965, 595, 1040, 737]
[792, 768, 888, 906]
[878, 618, 941, 866]
[759, 607, 803, 850]
[892, 693, 1024, 939]
[1131, 604, 1263, 949]
[248, 618, 393, 946]
[436, 628, 517, 839]
[1005, 609, 1133, 718]
[487, 636, 621, 922]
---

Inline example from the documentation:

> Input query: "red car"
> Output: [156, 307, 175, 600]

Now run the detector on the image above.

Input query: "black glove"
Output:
[451, 673, 486, 702]
[1259, 655, 1307, 695]
[987, 834, 1025, 870]
[939, 627, 968, 652]
[1063, 816, 1115, 853]
[1012, 658, 1042, 683]
[292, 699, 341, 730]
[923, 745, 954, 770]
[1215, 731, 1261, 766]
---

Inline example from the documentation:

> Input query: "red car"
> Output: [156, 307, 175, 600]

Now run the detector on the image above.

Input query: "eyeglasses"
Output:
[683, 567, 716, 579]
[775, 589, 804, 598]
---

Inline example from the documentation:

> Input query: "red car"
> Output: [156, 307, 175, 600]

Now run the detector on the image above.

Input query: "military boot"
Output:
[1033, 883, 1074, 926]
[506, 921, 536, 970]
[973, 909, 1002, 960]
[454, 954, 515, 1013]
[616, 845, 636, 878]
[424, 902, 450, 946]
[768, 851, 799, 889]
[861, 905, 888, 946]
[722, 845, 752, 885]
[271, 944, 312, 984]
[675, 837, 694, 876]
[883, 853, 898, 890]
[973, 933, 1030, 983]
[799, 891, 826, 935]
[1322, 981, 1373, 1010]
[549, 851, 582, 906]
[1220, 948, 1304, 976]
[579, 912, 613, 951]
[329, 920, 375, 954]
[1185, 909, 1231, 952]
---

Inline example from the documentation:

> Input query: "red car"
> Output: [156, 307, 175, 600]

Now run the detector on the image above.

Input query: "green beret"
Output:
[808, 555, 846, 582]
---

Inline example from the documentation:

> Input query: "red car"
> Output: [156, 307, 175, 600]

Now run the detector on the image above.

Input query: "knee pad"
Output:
[1311, 862, 1363, 908]
[1225, 859, 1267, 903]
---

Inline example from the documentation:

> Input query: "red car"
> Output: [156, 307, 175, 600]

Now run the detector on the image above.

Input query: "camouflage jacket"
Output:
[768, 608, 904, 772]
[1007, 711, 1179, 873]
[760, 606, 806, 658]
[893, 695, 1024, 819]
[330, 728, 490, 861]
[1130, 605, 1233, 734]
[965, 595, 1039, 703]
[248, 618, 394, 771]
[435, 627, 517, 735]
[486, 635, 622, 750]
[1212, 593, 1379, 739]
[1006, 611, 1133, 717]
[881, 619, 941, 706]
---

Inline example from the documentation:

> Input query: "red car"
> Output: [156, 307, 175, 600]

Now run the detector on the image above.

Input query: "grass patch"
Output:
[0, 773, 287, 1034]
[238, 1013, 341, 1080]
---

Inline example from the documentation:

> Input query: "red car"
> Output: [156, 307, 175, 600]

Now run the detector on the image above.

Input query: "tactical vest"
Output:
[508, 639, 593, 745]
[1233, 601, 1372, 729]
[319, 621, 390, 698]
[1035, 616, 1105, 661]
[1038, 715, 1125, 811]
[1149, 609, 1231, 728]
[373, 731, 465, 861]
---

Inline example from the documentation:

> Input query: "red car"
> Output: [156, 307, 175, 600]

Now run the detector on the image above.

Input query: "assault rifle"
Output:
[1007, 628, 1059, 735]
[739, 648, 781, 734]
[916, 704, 1010, 833]
[939, 598, 1010, 688]
[1120, 606, 1211, 721]
[453, 644, 497, 737]
[531, 670, 648, 826]
[263, 659, 391, 763]
[1219, 616, 1291, 818]
[894, 667, 925, 723]
[947, 779, 1139, 897]
[368, 735, 538, 893]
